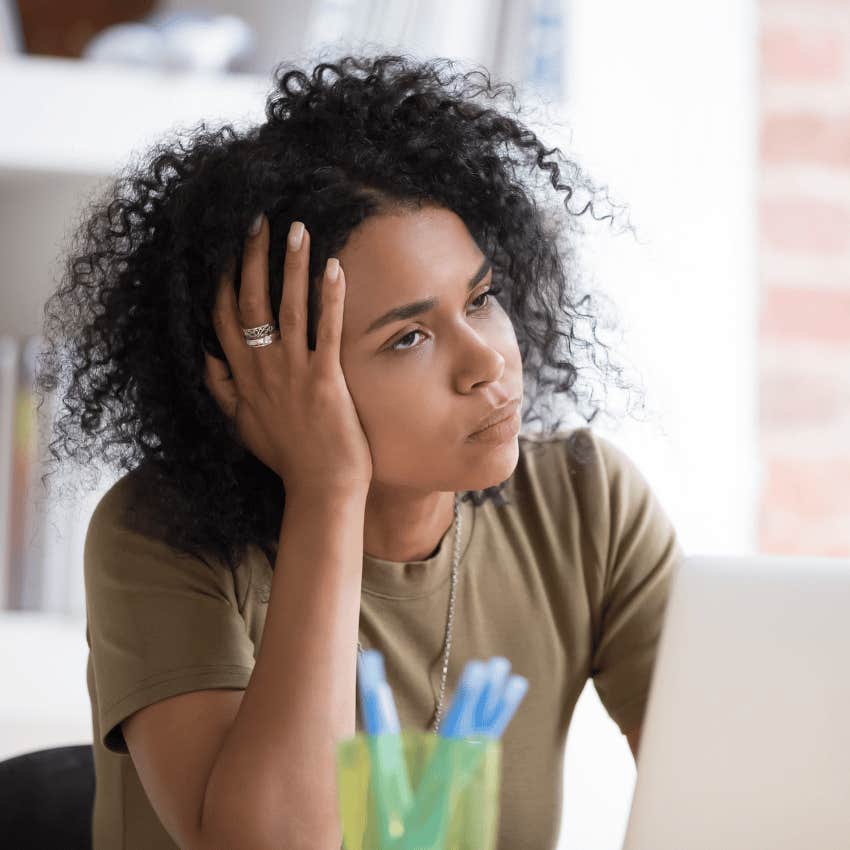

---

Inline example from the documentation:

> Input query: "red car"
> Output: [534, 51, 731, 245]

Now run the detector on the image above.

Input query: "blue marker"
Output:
[357, 649, 387, 732]
[484, 675, 528, 738]
[440, 657, 529, 739]
[356, 650, 414, 844]
[401, 658, 530, 848]
[437, 660, 489, 739]
[355, 652, 530, 848]
[474, 657, 512, 732]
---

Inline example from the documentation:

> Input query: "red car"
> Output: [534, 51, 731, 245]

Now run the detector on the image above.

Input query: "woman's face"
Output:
[333, 205, 524, 494]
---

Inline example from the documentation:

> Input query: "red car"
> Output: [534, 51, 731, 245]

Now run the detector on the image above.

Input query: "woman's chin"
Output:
[460, 438, 520, 490]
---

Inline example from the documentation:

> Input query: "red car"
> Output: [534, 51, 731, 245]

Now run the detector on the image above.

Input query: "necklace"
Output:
[357, 492, 461, 734]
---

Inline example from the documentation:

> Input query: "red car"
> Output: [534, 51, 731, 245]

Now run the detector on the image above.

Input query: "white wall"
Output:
[563, 0, 760, 555]
[556, 1, 758, 848]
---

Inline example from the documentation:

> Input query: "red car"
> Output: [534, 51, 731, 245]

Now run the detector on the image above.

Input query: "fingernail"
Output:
[249, 213, 264, 236]
[325, 257, 340, 281]
[288, 221, 305, 251]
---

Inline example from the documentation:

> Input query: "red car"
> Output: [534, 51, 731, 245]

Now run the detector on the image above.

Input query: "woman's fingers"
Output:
[316, 257, 345, 374]
[211, 258, 253, 385]
[278, 220, 310, 367]
[200, 216, 372, 486]
[239, 213, 275, 334]
[203, 348, 238, 420]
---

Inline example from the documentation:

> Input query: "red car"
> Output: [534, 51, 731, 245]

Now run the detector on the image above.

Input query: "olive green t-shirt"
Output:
[84, 427, 684, 849]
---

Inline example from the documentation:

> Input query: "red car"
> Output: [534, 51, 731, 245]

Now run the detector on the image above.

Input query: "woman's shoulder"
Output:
[517, 425, 604, 479]
[513, 426, 649, 532]
[84, 464, 214, 574]
[518, 425, 641, 481]
[86, 464, 159, 542]
[83, 464, 245, 602]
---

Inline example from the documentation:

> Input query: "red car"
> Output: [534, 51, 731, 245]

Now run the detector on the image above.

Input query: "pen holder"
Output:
[335, 729, 502, 850]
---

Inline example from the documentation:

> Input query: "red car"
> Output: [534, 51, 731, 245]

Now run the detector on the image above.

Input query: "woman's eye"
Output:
[470, 285, 502, 310]
[388, 285, 503, 353]
[390, 329, 426, 352]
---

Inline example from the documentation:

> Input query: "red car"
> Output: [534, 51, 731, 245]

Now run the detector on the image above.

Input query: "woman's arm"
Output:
[199, 483, 367, 850]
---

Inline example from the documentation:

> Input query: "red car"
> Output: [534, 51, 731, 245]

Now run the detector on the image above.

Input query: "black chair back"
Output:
[0, 744, 94, 850]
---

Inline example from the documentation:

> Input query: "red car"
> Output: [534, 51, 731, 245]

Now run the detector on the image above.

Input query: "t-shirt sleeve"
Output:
[589, 434, 685, 736]
[84, 476, 256, 754]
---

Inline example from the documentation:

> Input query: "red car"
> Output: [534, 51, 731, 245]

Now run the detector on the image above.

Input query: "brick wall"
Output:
[758, 0, 850, 555]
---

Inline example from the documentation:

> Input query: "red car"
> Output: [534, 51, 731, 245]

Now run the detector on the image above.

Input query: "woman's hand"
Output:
[203, 214, 374, 494]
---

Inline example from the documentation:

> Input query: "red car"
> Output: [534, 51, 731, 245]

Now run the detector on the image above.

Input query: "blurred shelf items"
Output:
[0, 2, 273, 617]
[0, 0, 273, 623]
[0, 334, 93, 616]
[3, 0, 257, 72]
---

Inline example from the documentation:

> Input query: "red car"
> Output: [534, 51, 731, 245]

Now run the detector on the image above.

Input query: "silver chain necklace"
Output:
[357, 492, 461, 734]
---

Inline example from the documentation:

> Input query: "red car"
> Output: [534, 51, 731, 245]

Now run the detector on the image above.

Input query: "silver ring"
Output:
[241, 322, 278, 340]
[245, 331, 279, 348]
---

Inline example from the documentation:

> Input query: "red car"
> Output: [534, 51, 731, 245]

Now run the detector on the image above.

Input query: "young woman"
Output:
[36, 52, 684, 850]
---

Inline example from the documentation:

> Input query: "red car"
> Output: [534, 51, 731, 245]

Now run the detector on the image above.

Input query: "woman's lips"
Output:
[468, 398, 521, 436]
[466, 408, 521, 443]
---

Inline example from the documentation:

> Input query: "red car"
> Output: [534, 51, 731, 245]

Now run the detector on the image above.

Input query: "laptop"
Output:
[621, 553, 850, 850]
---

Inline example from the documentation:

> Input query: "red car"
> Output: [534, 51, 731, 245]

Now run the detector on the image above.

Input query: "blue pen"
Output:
[441, 657, 529, 739]
[474, 657, 512, 733]
[483, 675, 529, 738]
[400, 659, 529, 849]
[357, 650, 389, 733]
[355, 653, 530, 848]
[437, 661, 489, 739]
[357, 649, 386, 724]
[435, 658, 528, 801]
[469, 657, 529, 738]
[356, 651, 414, 844]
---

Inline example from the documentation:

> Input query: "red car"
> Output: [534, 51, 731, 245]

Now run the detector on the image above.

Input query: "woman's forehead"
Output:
[338, 208, 481, 289]
[335, 209, 487, 337]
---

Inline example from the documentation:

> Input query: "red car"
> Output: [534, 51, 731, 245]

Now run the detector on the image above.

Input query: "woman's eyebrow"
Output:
[363, 257, 493, 337]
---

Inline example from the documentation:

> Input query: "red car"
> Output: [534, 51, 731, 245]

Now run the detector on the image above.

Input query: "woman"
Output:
[36, 52, 684, 850]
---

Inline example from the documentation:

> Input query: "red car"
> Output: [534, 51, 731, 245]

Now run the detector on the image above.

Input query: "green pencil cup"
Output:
[335, 729, 502, 850]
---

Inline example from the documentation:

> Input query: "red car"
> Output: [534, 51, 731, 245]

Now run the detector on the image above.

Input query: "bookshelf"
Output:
[0, 53, 270, 337]
[0, 54, 271, 615]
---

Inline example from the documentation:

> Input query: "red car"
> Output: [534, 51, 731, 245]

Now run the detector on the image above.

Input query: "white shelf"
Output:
[0, 54, 272, 178]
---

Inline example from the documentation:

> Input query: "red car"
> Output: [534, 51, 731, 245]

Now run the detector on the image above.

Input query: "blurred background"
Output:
[0, 0, 846, 848]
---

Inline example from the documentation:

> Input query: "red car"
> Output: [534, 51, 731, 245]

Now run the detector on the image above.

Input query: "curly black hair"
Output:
[34, 51, 649, 575]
